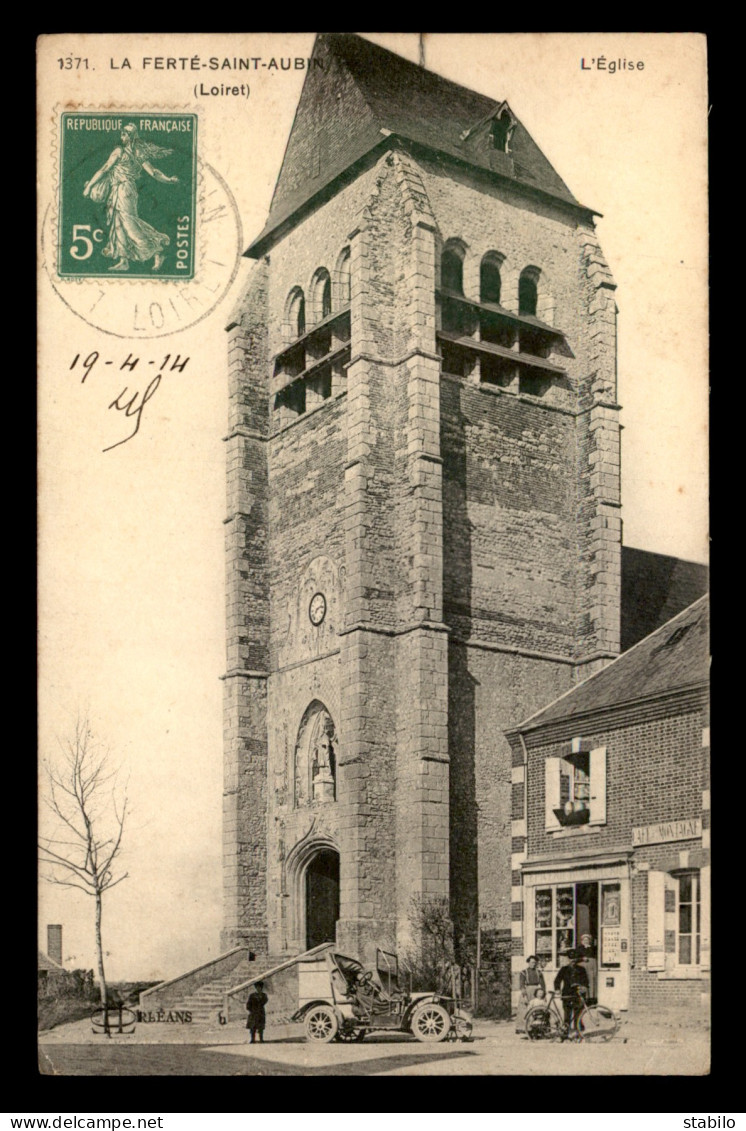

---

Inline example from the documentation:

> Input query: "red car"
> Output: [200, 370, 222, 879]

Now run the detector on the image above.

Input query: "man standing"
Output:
[553, 949, 589, 1032]
[246, 980, 269, 1043]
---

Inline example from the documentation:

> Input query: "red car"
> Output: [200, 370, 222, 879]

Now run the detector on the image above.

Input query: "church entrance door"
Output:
[305, 848, 340, 950]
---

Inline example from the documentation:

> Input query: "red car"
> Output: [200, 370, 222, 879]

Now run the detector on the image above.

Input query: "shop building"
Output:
[506, 596, 709, 1017]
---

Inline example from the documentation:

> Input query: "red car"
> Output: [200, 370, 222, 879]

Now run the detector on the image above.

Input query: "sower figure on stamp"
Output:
[83, 123, 178, 272]
[246, 980, 269, 1043]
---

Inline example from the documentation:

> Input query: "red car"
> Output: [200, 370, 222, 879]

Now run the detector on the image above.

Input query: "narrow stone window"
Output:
[335, 247, 351, 308]
[441, 248, 464, 295]
[519, 267, 540, 317]
[480, 254, 503, 305]
[310, 267, 332, 325]
[287, 289, 305, 339]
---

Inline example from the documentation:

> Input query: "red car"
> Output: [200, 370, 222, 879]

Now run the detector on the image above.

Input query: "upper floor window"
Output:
[491, 102, 517, 154]
[545, 745, 606, 831]
[519, 266, 540, 317]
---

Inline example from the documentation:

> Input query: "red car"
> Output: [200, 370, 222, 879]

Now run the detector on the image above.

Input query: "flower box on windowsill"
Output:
[554, 807, 590, 827]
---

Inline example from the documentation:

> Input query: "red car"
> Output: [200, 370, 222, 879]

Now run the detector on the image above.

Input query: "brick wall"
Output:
[525, 710, 703, 861]
[517, 704, 708, 1014]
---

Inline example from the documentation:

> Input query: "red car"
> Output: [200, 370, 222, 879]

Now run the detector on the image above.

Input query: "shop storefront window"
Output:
[534, 885, 575, 965]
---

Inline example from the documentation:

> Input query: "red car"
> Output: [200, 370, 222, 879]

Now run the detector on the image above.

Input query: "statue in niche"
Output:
[310, 711, 336, 802]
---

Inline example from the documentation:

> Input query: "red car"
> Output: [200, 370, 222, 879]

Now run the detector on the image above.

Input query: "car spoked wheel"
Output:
[305, 1005, 339, 1043]
[411, 1003, 451, 1043]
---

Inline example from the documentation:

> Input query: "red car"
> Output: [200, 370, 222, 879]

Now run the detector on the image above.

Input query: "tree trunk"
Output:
[95, 887, 110, 1034]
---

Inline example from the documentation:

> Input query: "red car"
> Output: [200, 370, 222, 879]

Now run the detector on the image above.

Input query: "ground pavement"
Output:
[39, 1015, 709, 1076]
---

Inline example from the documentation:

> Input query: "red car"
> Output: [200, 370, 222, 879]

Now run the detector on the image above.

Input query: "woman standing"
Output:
[516, 955, 546, 1033]
[83, 123, 178, 272]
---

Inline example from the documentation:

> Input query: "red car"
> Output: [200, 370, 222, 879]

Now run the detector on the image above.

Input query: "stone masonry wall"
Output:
[229, 138, 622, 970]
[419, 155, 621, 670]
[222, 260, 270, 954]
[449, 647, 572, 952]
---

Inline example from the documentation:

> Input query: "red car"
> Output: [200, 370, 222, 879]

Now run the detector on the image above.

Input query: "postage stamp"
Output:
[58, 112, 198, 280]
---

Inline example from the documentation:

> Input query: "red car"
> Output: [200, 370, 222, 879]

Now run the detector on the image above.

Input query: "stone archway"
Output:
[285, 830, 340, 952]
[305, 847, 340, 950]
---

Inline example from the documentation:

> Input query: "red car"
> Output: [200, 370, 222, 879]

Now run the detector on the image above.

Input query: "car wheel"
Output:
[305, 1005, 338, 1043]
[411, 1003, 451, 1043]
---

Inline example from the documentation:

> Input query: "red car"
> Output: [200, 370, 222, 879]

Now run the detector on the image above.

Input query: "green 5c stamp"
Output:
[59, 112, 197, 279]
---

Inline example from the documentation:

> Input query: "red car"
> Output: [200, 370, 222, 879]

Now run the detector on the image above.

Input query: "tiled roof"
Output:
[38, 948, 66, 972]
[247, 33, 584, 257]
[512, 596, 709, 733]
[621, 546, 709, 652]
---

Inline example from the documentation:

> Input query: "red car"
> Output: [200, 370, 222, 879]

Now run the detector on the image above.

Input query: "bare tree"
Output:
[39, 714, 129, 1013]
[405, 895, 456, 992]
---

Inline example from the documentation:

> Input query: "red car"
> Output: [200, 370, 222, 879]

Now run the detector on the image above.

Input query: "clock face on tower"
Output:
[309, 592, 327, 626]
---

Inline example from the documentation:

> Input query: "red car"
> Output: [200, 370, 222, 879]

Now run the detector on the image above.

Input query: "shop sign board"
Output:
[632, 817, 701, 846]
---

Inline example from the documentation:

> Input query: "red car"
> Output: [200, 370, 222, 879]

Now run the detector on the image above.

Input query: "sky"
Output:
[38, 32, 708, 982]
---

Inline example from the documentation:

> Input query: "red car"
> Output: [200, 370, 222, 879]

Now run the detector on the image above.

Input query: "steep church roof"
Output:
[508, 596, 709, 735]
[246, 33, 587, 258]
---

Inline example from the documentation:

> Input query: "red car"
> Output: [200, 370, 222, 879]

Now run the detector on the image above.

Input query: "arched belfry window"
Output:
[480, 253, 503, 305]
[294, 700, 338, 805]
[286, 287, 305, 341]
[310, 268, 333, 326]
[335, 247, 351, 309]
[441, 242, 465, 295]
[519, 267, 541, 317]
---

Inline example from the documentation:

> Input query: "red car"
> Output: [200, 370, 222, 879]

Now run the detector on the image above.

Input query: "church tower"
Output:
[222, 33, 621, 969]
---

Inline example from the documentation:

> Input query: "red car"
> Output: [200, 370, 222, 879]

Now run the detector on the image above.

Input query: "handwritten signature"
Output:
[70, 351, 190, 451]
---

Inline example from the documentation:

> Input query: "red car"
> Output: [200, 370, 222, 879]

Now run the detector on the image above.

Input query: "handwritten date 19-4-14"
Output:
[69, 351, 190, 453]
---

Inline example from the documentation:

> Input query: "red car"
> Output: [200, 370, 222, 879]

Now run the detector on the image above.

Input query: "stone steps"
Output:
[159, 973, 250, 1023]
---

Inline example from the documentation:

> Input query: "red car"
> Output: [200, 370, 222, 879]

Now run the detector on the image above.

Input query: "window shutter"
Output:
[647, 870, 666, 971]
[545, 758, 562, 830]
[588, 746, 607, 825]
[700, 865, 710, 971]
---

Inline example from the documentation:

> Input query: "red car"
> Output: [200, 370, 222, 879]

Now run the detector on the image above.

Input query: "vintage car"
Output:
[291, 947, 473, 1043]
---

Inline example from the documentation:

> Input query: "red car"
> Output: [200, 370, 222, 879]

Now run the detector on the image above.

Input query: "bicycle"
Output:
[525, 988, 620, 1042]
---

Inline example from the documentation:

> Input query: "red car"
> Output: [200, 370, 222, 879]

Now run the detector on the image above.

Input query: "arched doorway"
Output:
[305, 848, 340, 949]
